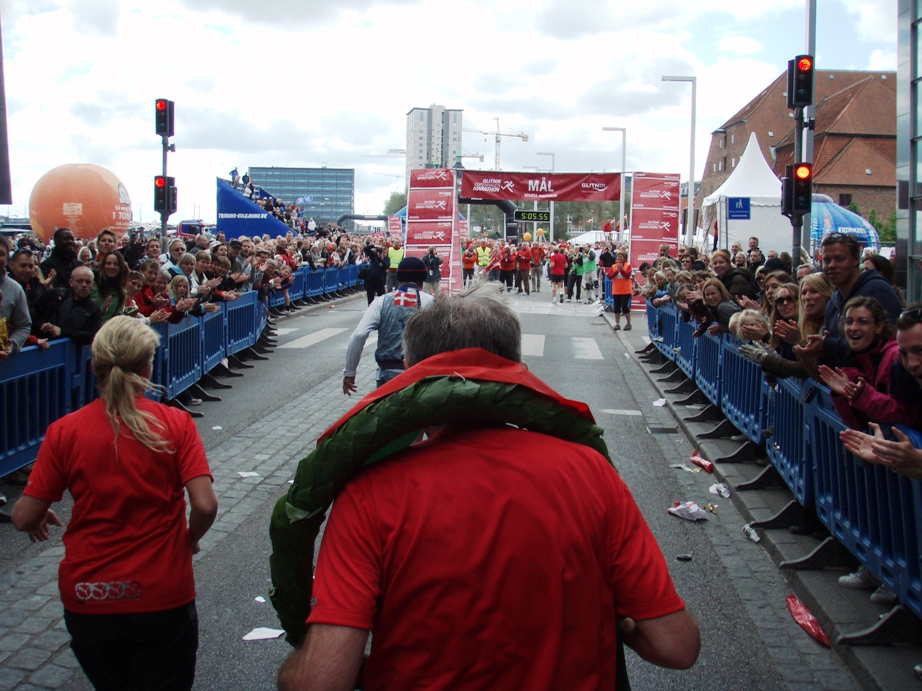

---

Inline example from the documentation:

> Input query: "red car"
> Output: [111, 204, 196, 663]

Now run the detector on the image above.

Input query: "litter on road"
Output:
[743, 524, 761, 542]
[669, 463, 699, 473]
[242, 627, 285, 641]
[212, 426, 223, 430]
[653, 398, 667, 407]
[786, 595, 831, 647]
[668, 501, 709, 521]
[709, 483, 731, 498]
[254, 596, 266, 603]
[689, 451, 713, 473]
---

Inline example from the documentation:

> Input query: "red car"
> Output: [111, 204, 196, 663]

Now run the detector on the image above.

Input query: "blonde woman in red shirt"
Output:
[606, 250, 633, 330]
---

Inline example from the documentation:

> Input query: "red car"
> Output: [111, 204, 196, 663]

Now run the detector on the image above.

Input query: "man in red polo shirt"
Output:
[515, 242, 532, 295]
[278, 288, 700, 690]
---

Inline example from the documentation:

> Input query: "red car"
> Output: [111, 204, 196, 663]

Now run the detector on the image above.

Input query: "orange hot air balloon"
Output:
[536, 227, 545, 236]
[29, 164, 132, 243]
[522, 232, 532, 241]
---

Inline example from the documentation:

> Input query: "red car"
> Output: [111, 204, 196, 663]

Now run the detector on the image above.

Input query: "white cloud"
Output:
[839, 0, 897, 44]
[717, 36, 762, 56]
[867, 48, 897, 70]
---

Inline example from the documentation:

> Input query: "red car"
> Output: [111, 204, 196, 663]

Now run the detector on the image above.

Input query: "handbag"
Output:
[358, 264, 369, 280]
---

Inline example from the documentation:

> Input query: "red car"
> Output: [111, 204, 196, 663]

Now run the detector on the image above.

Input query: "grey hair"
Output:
[403, 284, 521, 366]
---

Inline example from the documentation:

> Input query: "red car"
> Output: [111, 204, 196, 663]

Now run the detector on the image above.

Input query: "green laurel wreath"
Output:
[269, 375, 612, 645]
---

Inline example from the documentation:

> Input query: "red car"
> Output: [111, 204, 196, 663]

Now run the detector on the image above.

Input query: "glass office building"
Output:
[247, 167, 354, 228]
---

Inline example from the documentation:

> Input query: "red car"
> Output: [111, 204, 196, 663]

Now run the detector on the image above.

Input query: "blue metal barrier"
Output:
[694, 331, 722, 406]
[809, 387, 922, 619]
[766, 377, 813, 507]
[720, 335, 769, 445]
[225, 290, 258, 355]
[323, 268, 340, 296]
[305, 270, 324, 298]
[646, 300, 661, 340]
[0, 341, 74, 477]
[289, 269, 306, 301]
[343, 264, 358, 288]
[202, 307, 226, 374]
[655, 303, 677, 358]
[269, 289, 286, 309]
[72, 344, 96, 410]
[603, 276, 614, 307]
[673, 315, 697, 380]
[163, 315, 202, 400]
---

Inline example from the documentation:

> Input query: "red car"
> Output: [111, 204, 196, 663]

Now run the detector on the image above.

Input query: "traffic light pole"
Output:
[160, 135, 169, 237]
[791, 106, 804, 270]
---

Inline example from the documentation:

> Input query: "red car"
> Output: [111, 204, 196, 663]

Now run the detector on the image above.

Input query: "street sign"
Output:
[514, 210, 550, 223]
[728, 197, 751, 220]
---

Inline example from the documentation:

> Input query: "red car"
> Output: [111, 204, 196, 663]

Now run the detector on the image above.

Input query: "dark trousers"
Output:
[462, 268, 475, 287]
[515, 269, 530, 294]
[567, 273, 581, 301]
[64, 603, 199, 691]
[365, 278, 385, 305]
[500, 269, 514, 290]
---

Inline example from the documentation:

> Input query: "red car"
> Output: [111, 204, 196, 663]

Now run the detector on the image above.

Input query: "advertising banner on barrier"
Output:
[409, 169, 456, 188]
[387, 215, 403, 238]
[406, 188, 455, 221]
[629, 172, 680, 310]
[459, 218, 469, 240]
[405, 169, 461, 292]
[215, 178, 293, 239]
[460, 172, 620, 202]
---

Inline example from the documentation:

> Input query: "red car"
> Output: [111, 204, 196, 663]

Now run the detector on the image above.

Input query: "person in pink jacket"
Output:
[819, 296, 918, 430]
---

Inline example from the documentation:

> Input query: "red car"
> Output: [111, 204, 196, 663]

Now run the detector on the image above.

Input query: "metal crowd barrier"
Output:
[603, 276, 614, 308]
[643, 299, 922, 621]
[673, 315, 697, 380]
[654, 303, 678, 358]
[1, 289, 278, 478]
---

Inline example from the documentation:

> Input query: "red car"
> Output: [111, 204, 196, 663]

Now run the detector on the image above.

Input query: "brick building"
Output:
[698, 70, 896, 224]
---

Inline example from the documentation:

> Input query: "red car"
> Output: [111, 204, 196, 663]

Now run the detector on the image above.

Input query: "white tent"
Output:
[568, 230, 610, 246]
[700, 132, 791, 253]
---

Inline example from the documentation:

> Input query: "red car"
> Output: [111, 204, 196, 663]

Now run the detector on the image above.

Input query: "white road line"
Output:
[273, 328, 299, 336]
[521, 334, 545, 357]
[642, 336, 651, 345]
[572, 337, 604, 360]
[279, 327, 348, 349]
[599, 409, 642, 417]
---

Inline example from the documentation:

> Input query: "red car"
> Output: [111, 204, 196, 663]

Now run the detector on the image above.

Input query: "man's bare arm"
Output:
[621, 607, 701, 670]
[278, 624, 367, 691]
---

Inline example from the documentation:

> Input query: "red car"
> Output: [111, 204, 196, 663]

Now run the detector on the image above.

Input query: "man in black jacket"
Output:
[39, 228, 80, 289]
[362, 241, 389, 305]
[36, 266, 103, 346]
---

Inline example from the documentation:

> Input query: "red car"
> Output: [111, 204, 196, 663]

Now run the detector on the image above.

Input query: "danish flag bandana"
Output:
[393, 288, 418, 309]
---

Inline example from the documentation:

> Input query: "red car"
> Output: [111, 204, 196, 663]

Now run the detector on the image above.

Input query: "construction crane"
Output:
[374, 172, 403, 189]
[463, 118, 529, 171]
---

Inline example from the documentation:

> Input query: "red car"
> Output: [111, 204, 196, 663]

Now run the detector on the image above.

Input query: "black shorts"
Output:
[613, 294, 631, 314]
[551, 275, 564, 284]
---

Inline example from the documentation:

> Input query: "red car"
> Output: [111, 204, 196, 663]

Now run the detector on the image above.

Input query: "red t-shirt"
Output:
[25, 398, 212, 614]
[549, 252, 568, 276]
[308, 425, 684, 691]
[499, 250, 516, 271]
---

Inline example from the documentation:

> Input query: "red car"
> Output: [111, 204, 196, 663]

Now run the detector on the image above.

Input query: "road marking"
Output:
[599, 409, 642, 417]
[521, 334, 545, 357]
[642, 336, 650, 345]
[572, 337, 604, 360]
[273, 328, 299, 336]
[279, 327, 348, 349]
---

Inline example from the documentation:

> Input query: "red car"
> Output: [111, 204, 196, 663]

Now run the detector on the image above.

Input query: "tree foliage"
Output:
[383, 191, 407, 215]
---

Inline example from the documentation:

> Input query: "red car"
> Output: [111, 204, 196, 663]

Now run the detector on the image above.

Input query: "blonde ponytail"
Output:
[91, 316, 173, 455]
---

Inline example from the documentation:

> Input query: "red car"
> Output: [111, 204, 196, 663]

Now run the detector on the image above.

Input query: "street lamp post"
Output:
[537, 152, 556, 242]
[601, 127, 627, 239]
[662, 75, 697, 247]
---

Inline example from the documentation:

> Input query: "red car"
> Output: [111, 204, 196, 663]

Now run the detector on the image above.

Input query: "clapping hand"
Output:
[773, 319, 802, 345]
[840, 423, 922, 479]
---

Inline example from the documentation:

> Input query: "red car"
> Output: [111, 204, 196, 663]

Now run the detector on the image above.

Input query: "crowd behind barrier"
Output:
[0, 265, 362, 480]
[638, 298, 922, 623]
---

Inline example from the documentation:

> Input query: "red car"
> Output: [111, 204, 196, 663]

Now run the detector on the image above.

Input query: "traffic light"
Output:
[155, 98, 174, 137]
[154, 175, 175, 214]
[782, 163, 812, 216]
[787, 55, 814, 109]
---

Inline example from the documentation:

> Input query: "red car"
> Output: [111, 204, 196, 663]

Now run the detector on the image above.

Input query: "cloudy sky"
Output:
[0, 0, 897, 224]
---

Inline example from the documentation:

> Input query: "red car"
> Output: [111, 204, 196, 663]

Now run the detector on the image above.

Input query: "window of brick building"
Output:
[839, 193, 853, 206]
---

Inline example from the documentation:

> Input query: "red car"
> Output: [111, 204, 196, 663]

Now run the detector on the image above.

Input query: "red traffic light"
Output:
[794, 164, 811, 180]
[797, 57, 813, 72]
[156, 99, 168, 111]
[155, 176, 166, 188]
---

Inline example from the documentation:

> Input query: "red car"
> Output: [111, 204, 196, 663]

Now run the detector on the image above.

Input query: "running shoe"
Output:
[838, 566, 879, 590]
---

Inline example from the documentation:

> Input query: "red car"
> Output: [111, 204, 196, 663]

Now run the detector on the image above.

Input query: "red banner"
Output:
[460, 172, 620, 202]
[409, 169, 457, 188]
[629, 172, 680, 311]
[387, 215, 402, 238]
[405, 169, 461, 293]
[630, 172, 681, 209]
[406, 221, 453, 245]
[406, 188, 454, 221]
[459, 218, 469, 240]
